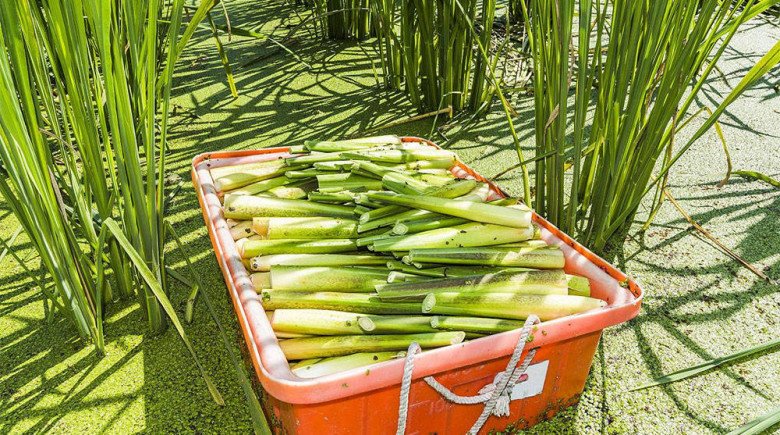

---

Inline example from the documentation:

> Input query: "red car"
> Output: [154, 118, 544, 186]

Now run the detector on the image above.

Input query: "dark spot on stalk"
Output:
[345, 321, 352, 326]
[228, 207, 235, 211]
[245, 228, 250, 233]
[373, 355, 379, 361]
[460, 230, 467, 234]
[445, 241, 449, 245]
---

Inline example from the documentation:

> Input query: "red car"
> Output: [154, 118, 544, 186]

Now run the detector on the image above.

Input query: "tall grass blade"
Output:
[97, 218, 224, 405]
[165, 222, 271, 434]
[727, 406, 780, 435]
[632, 336, 780, 390]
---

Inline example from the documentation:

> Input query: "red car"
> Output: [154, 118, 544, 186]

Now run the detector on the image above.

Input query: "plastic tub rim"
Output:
[190, 137, 643, 405]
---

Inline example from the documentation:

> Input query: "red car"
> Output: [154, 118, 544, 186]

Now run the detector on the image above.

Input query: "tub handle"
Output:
[396, 315, 541, 435]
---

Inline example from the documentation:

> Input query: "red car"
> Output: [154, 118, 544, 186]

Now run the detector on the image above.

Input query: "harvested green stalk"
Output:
[382, 172, 433, 194]
[264, 266, 389, 292]
[356, 232, 394, 247]
[224, 195, 354, 219]
[228, 176, 294, 196]
[421, 293, 607, 321]
[317, 173, 384, 192]
[265, 186, 307, 199]
[344, 148, 456, 164]
[308, 191, 356, 203]
[371, 223, 536, 252]
[313, 161, 356, 171]
[268, 309, 364, 335]
[415, 173, 454, 186]
[358, 179, 480, 227]
[260, 291, 423, 314]
[210, 158, 287, 180]
[229, 221, 254, 240]
[292, 352, 403, 378]
[250, 254, 389, 271]
[359, 205, 408, 224]
[305, 135, 402, 152]
[253, 217, 358, 239]
[285, 152, 345, 166]
[238, 239, 357, 258]
[386, 271, 427, 283]
[357, 315, 439, 334]
[367, 192, 532, 228]
[279, 331, 466, 359]
[440, 265, 534, 277]
[276, 331, 316, 339]
[215, 162, 293, 191]
[251, 273, 272, 289]
[392, 216, 468, 235]
[386, 261, 448, 277]
[375, 270, 569, 301]
[290, 358, 323, 369]
[430, 316, 524, 334]
[352, 161, 402, 178]
[287, 169, 326, 179]
[399, 159, 456, 170]
[356, 195, 487, 233]
[566, 276, 591, 297]
[407, 246, 565, 269]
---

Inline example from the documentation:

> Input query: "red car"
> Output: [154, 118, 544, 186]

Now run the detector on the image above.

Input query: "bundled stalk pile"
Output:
[212, 135, 605, 378]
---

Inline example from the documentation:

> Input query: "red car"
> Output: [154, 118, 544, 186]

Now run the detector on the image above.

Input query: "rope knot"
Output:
[396, 315, 541, 435]
[493, 390, 512, 417]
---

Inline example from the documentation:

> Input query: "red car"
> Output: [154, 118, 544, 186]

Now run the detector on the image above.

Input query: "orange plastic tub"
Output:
[191, 137, 643, 434]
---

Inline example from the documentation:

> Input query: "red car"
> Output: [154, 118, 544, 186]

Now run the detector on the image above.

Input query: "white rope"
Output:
[396, 315, 541, 435]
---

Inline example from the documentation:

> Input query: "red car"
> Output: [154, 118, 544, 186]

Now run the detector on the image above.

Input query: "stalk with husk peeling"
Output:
[430, 316, 525, 334]
[250, 254, 389, 271]
[224, 194, 355, 219]
[260, 291, 423, 314]
[238, 238, 357, 258]
[253, 217, 358, 239]
[370, 223, 536, 252]
[292, 352, 404, 378]
[268, 309, 364, 335]
[366, 192, 532, 228]
[374, 270, 569, 301]
[421, 292, 606, 321]
[263, 266, 389, 292]
[357, 315, 439, 334]
[407, 246, 565, 269]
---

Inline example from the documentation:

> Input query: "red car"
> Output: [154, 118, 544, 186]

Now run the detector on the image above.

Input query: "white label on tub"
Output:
[510, 360, 549, 400]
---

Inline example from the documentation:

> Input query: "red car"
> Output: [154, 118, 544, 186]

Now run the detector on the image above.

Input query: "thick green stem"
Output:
[357, 315, 439, 333]
[260, 290, 423, 314]
[266, 266, 389, 292]
[268, 309, 364, 335]
[292, 352, 403, 378]
[375, 270, 569, 301]
[238, 239, 357, 258]
[249, 254, 389, 271]
[430, 316, 524, 334]
[371, 222, 535, 252]
[224, 194, 354, 219]
[252, 217, 358, 239]
[407, 246, 565, 269]
[422, 292, 607, 321]
[279, 331, 465, 359]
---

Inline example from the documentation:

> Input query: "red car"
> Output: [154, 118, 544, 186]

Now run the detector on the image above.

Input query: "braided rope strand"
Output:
[396, 315, 541, 434]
